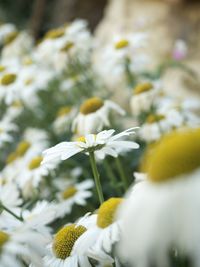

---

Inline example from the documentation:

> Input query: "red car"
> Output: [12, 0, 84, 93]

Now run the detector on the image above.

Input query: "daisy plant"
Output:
[42, 128, 139, 204]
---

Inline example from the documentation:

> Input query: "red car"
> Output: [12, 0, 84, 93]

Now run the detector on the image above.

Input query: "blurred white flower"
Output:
[118, 128, 200, 267]
[0, 183, 22, 209]
[72, 97, 125, 135]
[0, 119, 17, 147]
[54, 179, 94, 218]
[130, 82, 160, 117]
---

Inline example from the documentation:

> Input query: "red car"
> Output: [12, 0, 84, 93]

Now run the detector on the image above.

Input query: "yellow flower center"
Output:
[6, 152, 18, 164]
[28, 156, 43, 170]
[44, 28, 65, 39]
[146, 114, 165, 124]
[80, 97, 104, 115]
[1, 73, 17, 86]
[115, 39, 129, 49]
[76, 136, 86, 143]
[0, 231, 9, 249]
[134, 83, 153, 95]
[23, 57, 33, 65]
[11, 100, 22, 108]
[16, 141, 31, 157]
[4, 31, 18, 45]
[97, 198, 123, 229]
[141, 128, 200, 183]
[57, 106, 72, 117]
[62, 186, 77, 199]
[53, 224, 86, 259]
[61, 42, 74, 52]
[25, 78, 34, 85]
[0, 65, 6, 72]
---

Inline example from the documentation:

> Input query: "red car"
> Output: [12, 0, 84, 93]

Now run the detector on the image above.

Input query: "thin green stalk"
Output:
[115, 157, 129, 191]
[1, 203, 23, 222]
[89, 151, 104, 204]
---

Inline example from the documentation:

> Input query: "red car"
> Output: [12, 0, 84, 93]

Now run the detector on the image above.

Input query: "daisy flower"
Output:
[0, 183, 22, 209]
[0, 119, 17, 147]
[53, 106, 76, 134]
[118, 128, 200, 267]
[72, 97, 125, 135]
[130, 82, 160, 117]
[0, 223, 49, 267]
[0, 23, 16, 45]
[74, 198, 123, 265]
[17, 153, 58, 189]
[54, 179, 94, 218]
[44, 216, 96, 267]
[42, 127, 139, 164]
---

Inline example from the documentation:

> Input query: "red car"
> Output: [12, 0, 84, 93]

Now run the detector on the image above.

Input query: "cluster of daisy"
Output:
[0, 18, 199, 267]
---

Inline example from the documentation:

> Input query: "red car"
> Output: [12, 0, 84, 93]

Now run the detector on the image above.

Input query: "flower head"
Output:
[42, 128, 139, 164]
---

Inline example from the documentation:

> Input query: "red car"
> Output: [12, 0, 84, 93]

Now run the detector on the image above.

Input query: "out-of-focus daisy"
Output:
[42, 127, 139, 164]
[74, 198, 123, 265]
[0, 183, 22, 209]
[0, 23, 16, 45]
[0, 223, 49, 267]
[53, 106, 76, 134]
[118, 128, 200, 267]
[1, 31, 33, 60]
[0, 71, 21, 104]
[54, 179, 94, 218]
[0, 119, 17, 147]
[130, 82, 160, 117]
[44, 217, 96, 267]
[72, 97, 125, 135]
[138, 108, 200, 143]
[95, 33, 149, 86]
[17, 154, 58, 189]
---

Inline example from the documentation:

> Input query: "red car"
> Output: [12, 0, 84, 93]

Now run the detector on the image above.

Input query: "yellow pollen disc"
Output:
[11, 100, 22, 108]
[1, 73, 17, 86]
[62, 186, 77, 199]
[80, 97, 104, 115]
[28, 156, 43, 170]
[23, 57, 33, 65]
[16, 141, 31, 157]
[146, 114, 165, 124]
[44, 28, 65, 39]
[134, 83, 153, 95]
[53, 224, 86, 259]
[76, 136, 86, 143]
[61, 42, 74, 52]
[6, 152, 18, 164]
[97, 198, 123, 229]
[115, 39, 129, 49]
[0, 231, 9, 249]
[4, 31, 18, 45]
[25, 78, 34, 85]
[0, 65, 6, 72]
[141, 128, 200, 183]
[57, 106, 72, 117]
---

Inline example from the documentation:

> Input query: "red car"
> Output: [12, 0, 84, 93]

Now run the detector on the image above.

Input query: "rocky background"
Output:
[1, 0, 199, 97]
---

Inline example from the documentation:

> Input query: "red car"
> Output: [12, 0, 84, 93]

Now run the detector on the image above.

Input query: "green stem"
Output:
[89, 151, 104, 204]
[1, 204, 23, 222]
[115, 157, 129, 191]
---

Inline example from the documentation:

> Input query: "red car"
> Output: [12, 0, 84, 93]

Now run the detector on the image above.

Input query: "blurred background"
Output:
[0, 0, 107, 39]
[0, 0, 199, 97]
